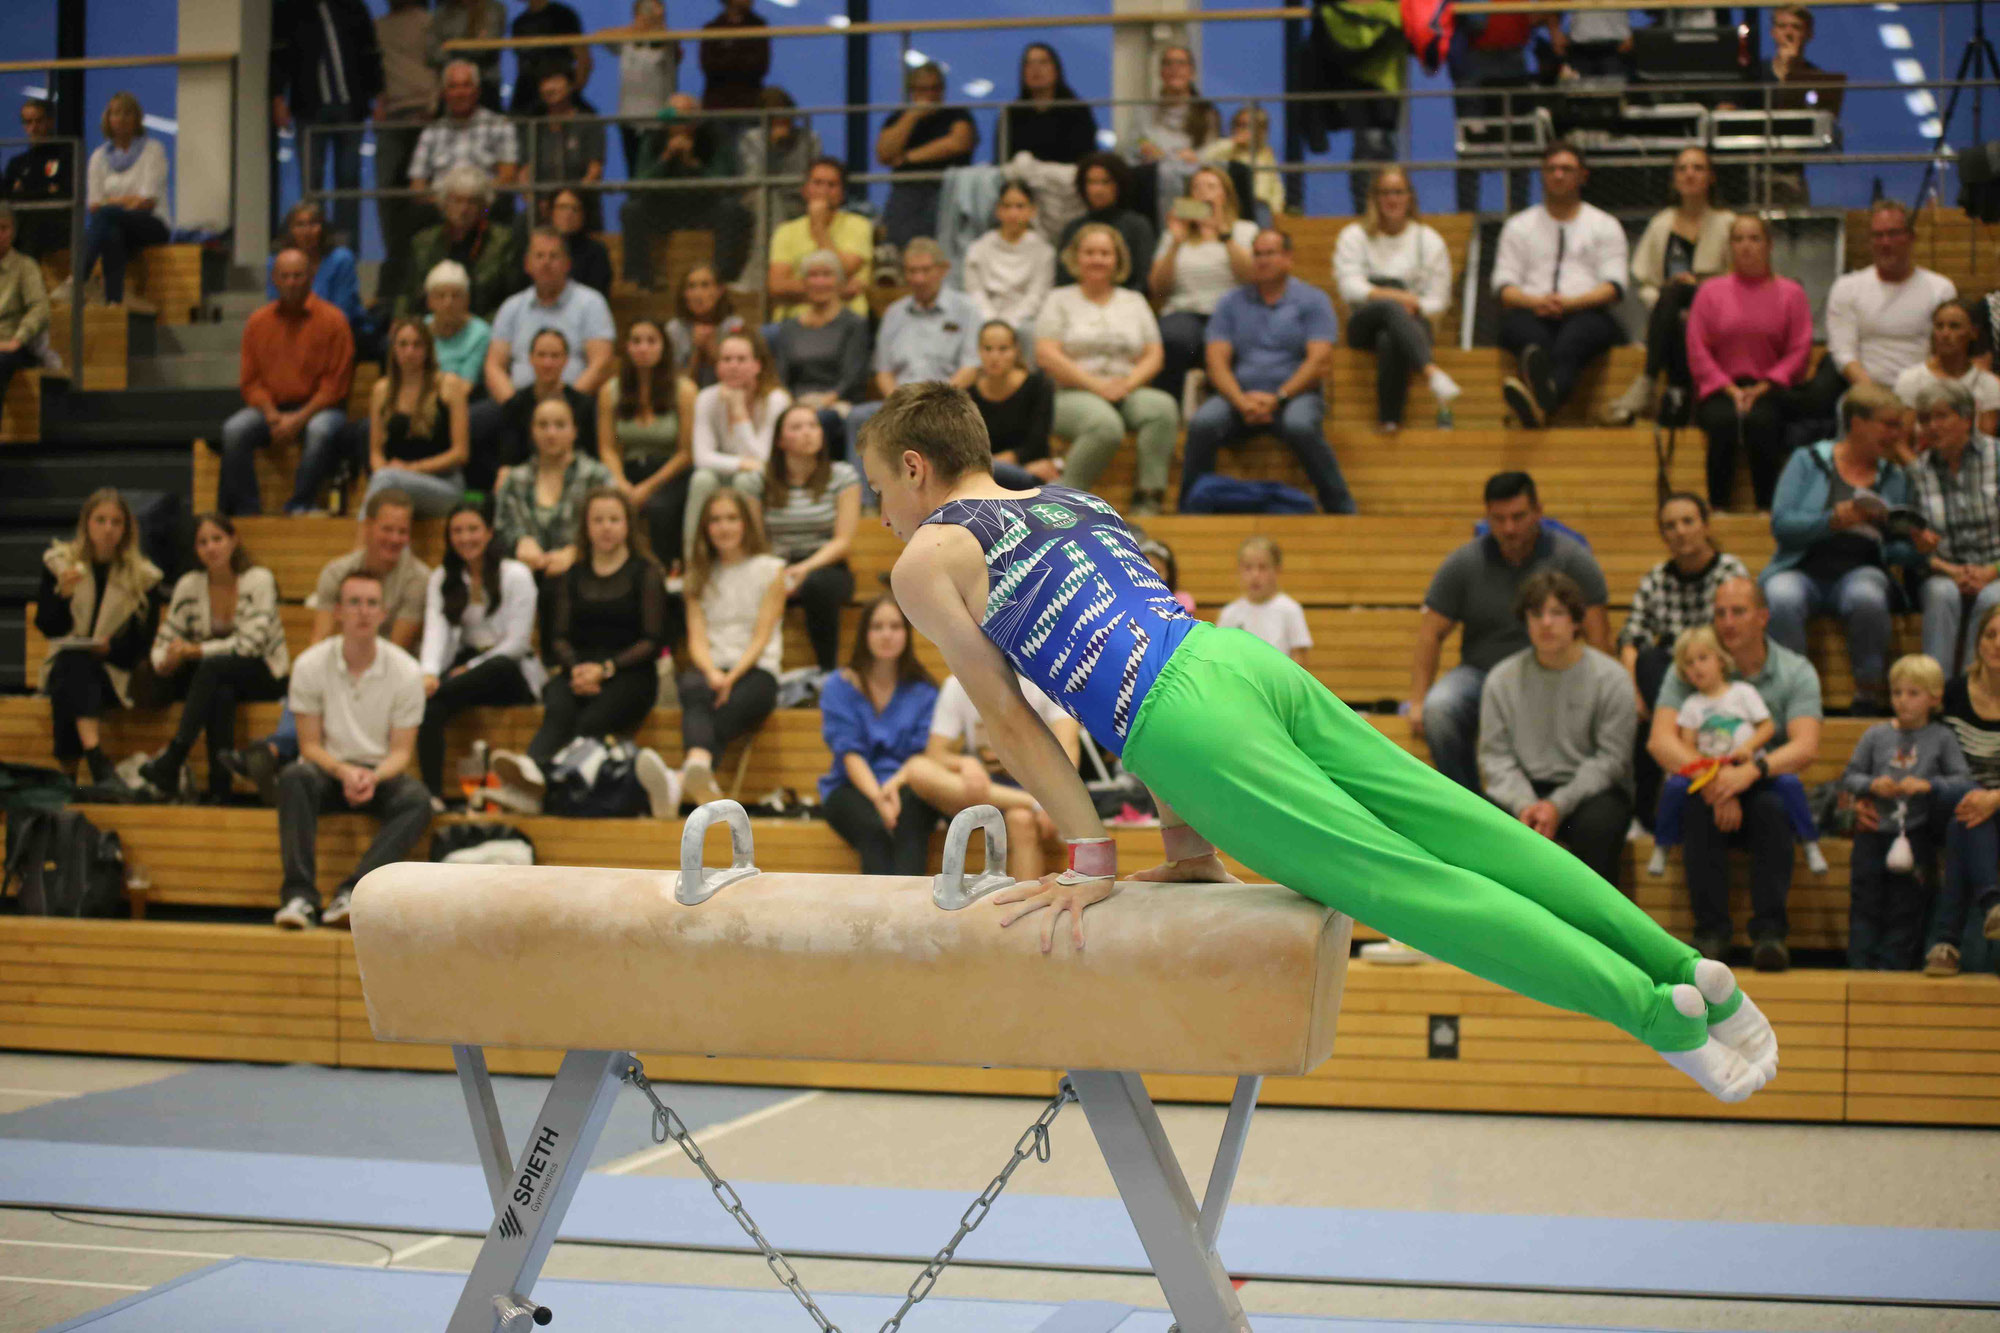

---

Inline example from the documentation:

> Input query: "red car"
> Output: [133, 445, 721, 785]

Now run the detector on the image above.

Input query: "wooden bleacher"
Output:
[47, 300, 127, 391]
[127, 243, 203, 325]
[0, 368, 37, 443]
[1849, 207, 1997, 306]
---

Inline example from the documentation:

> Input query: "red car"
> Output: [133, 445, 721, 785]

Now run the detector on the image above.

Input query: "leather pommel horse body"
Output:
[350, 803, 1354, 1333]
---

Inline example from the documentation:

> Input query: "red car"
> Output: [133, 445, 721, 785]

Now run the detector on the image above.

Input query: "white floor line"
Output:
[385, 1234, 455, 1267]
[0, 1087, 81, 1098]
[0, 1275, 149, 1292]
[599, 1090, 825, 1176]
[0, 1237, 232, 1261]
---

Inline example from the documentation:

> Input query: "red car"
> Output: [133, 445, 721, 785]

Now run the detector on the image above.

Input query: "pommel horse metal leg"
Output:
[1067, 1070, 1257, 1333]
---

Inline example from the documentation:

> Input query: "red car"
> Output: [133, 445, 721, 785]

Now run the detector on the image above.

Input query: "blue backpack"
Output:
[1181, 476, 1319, 515]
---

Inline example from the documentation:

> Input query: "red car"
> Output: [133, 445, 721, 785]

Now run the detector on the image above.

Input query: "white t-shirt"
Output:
[1332, 221, 1453, 317]
[1035, 285, 1162, 380]
[1677, 680, 1771, 759]
[931, 674, 1071, 760]
[1894, 361, 2000, 419]
[1490, 203, 1628, 302]
[699, 553, 785, 676]
[963, 229, 1057, 328]
[1827, 266, 1958, 388]
[287, 637, 426, 767]
[1156, 219, 1261, 317]
[1218, 593, 1312, 657]
[690, 385, 790, 473]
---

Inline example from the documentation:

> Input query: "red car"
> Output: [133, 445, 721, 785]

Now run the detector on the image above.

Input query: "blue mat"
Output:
[41, 1258, 1767, 1333]
[6, 1140, 1996, 1306]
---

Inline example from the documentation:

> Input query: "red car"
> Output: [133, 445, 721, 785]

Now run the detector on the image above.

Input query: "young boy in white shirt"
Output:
[1217, 536, 1311, 666]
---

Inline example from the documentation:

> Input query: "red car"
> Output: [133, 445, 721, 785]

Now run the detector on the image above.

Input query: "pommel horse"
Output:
[350, 802, 1353, 1333]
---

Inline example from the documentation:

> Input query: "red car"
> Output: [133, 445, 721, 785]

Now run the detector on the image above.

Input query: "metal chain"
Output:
[621, 1060, 1076, 1333]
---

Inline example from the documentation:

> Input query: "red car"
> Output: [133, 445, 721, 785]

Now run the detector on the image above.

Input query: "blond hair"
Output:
[1186, 166, 1242, 231]
[1672, 624, 1728, 684]
[1889, 653, 1946, 700]
[686, 487, 770, 601]
[100, 91, 144, 140]
[1059, 222, 1132, 287]
[1237, 534, 1281, 567]
[1362, 166, 1421, 238]
[857, 382, 992, 481]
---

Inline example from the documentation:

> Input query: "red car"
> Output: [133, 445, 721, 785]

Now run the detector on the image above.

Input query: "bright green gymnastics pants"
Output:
[1123, 622, 1707, 1053]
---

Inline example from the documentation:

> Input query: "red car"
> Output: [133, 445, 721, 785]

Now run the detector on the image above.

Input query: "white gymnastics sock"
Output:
[1657, 984, 1767, 1103]
[1426, 367, 1461, 402]
[1695, 959, 1779, 1080]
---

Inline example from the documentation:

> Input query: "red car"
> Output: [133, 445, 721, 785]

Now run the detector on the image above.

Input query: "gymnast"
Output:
[858, 382, 1779, 1103]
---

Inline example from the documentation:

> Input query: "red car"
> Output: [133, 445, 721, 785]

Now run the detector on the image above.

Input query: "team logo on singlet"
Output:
[1028, 502, 1077, 528]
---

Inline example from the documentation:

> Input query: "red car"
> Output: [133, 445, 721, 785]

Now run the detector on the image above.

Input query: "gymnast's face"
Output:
[862, 442, 936, 543]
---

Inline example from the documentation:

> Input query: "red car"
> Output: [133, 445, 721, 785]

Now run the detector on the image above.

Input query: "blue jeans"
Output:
[79, 205, 169, 303]
[214, 405, 350, 516]
[1655, 770, 1818, 850]
[1932, 777, 2000, 972]
[365, 467, 466, 518]
[303, 101, 365, 241]
[1420, 662, 1485, 793]
[1919, 573, 2000, 673]
[1763, 564, 1893, 699]
[1180, 390, 1355, 514]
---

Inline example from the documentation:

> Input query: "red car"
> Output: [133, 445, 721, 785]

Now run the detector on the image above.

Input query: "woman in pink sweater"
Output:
[1686, 214, 1814, 511]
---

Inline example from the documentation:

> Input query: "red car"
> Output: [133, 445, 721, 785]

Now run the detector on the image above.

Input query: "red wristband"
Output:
[1066, 837, 1116, 880]
[1162, 822, 1213, 864]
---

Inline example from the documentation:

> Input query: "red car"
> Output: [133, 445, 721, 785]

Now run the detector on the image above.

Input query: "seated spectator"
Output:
[416, 500, 544, 801]
[495, 396, 615, 595]
[524, 66, 604, 226]
[678, 487, 786, 805]
[407, 60, 520, 200]
[0, 203, 49, 400]
[1477, 569, 1635, 887]
[735, 88, 821, 232]
[508, 0, 591, 116]
[685, 329, 789, 558]
[364, 317, 470, 518]
[1149, 166, 1256, 399]
[135, 514, 289, 803]
[1035, 225, 1177, 515]
[1616, 491, 1752, 822]
[621, 94, 753, 288]
[820, 595, 942, 875]
[267, 201, 368, 348]
[1647, 576, 1822, 967]
[1841, 652, 1967, 969]
[485, 227, 616, 414]
[604, 0, 679, 179]
[1199, 105, 1283, 227]
[426, 2, 506, 110]
[768, 250, 870, 447]
[491, 488, 665, 810]
[699, 0, 771, 143]
[64, 92, 169, 307]
[492, 328, 598, 482]
[1055, 153, 1155, 295]
[1606, 147, 1733, 428]
[1895, 298, 2000, 435]
[763, 404, 861, 674]
[213, 248, 355, 517]
[1686, 214, 1814, 510]
[397, 165, 524, 321]
[546, 188, 612, 298]
[1909, 380, 2000, 671]
[273, 569, 431, 930]
[422, 260, 492, 391]
[842, 239, 982, 458]
[877, 61, 977, 250]
[767, 157, 873, 321]
[1132, 46, 1218, 209]
[1410, 471, 1610, 792]
[1218, 535, 1310, 666]
[1000, 43, 1099, 166]
[1182, 228, 1354, 515]
[970, 320, 1057, 483]
[1493, 141, 1627, 430]
[1333, 168, 1457, 432]
[4, 99, 73, 258]
[1928, 607, 2000, 976]
[903, 671, 1078, 881]
[35, 489, 162, 785]
[1762, 383, 1917, 714]
[1791, 200, 1956, 440]
[667, 263, 744, 387]
[598, 318, 698, 569]
[962, 181, 1056, 339]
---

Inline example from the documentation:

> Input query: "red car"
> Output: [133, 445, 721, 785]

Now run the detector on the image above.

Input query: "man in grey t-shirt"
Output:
[1409, 471, 1610, 790]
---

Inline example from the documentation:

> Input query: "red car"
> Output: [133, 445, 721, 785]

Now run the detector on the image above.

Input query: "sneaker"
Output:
[220, 745, 280, 806]
[491, 751, 545, 798]
[1693, 932, 1730, 962]
[683, 758, 725, 806]
[634, 747, 682, 819]
[1521, 345, 1556, 410]
[1805, 841, 1830, 875]
[1598, 371, 1652, 426]
[136, 753, 182, 801]
[481, 782, 543, 816]
[1501, 376, 1545, 429]
[1626, 818, 1647, 842]
[1646, 846, 1668, 877]
[1924, 942, 1961, 977]
[1752, 937, 1790, 972]
[1985, 903, 2000, 940]
[274, 897, 317, 930]
[1376, 420, 1399, 435]
[1360, 939, 1431, 965]
[1658, 385, 1691, 429]
[321, 892, 352, 928]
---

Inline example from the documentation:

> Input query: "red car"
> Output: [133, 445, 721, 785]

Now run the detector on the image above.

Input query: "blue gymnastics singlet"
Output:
[920, 486, 1196, 750]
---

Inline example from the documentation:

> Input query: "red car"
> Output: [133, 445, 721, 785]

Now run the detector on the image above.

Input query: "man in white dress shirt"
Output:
[1492, 142, 1629, 429]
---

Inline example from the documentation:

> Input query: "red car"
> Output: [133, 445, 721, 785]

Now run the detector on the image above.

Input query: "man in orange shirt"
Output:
[211, 247, 355, 515]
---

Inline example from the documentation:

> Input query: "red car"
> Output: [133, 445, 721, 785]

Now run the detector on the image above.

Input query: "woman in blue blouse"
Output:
[267, 200, 371, 350]
[819, 594, 941, 875]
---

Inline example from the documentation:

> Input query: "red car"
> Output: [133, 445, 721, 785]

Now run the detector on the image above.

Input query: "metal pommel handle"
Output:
[932, 804, 1013, 909]
[676, 799, 760, 905]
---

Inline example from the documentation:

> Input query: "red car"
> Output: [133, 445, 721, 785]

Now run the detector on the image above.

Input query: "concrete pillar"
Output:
[177, 0, 270, 267]
[1111, 0, 1197, 156]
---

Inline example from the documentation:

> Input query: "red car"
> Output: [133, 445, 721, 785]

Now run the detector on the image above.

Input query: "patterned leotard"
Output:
[920, 486, 1196, 750]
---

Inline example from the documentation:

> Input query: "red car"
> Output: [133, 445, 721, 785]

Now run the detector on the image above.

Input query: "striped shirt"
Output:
[1909, 433, 2000, 568]
[1942, 676, 2000, 789]
[764, 461, 858, 562]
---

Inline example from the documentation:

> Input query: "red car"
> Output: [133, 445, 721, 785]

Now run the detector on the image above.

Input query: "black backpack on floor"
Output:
[2, 808, 127, 918]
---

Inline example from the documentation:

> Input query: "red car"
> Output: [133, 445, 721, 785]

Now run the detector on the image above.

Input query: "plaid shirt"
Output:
[408, 108, 519, 183]
[1910, 433, 2000, 567]
[1617, 551, 1752, 653]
